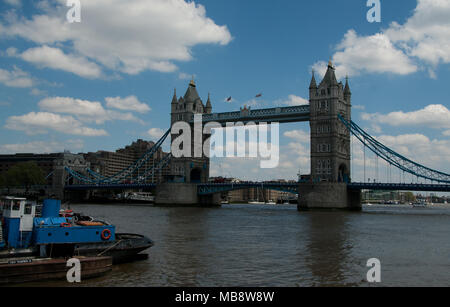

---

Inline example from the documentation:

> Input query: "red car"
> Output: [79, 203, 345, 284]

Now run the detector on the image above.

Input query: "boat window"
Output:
[12, 201, 20, 211]
[2, 201, 11, 211]
[24, 203, 32, 215]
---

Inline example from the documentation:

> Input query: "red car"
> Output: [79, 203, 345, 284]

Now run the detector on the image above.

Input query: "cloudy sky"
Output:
[0, 0, 449, 183]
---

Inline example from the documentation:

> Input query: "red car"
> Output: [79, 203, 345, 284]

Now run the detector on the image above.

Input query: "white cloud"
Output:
[385, 0, 450, 68]
[147, 128, 165, 140]
[444, 130, 450, 137]
[377, 133, 450, 169]
[277, 95, 309, 107]
[178, 72, 195, 80]
[313, 30, 417, 79]
[312, 0, 450, 78]
[30, 88, 47, 96]
[4, 112, 108, 136]
[105, 96, 151, 113]
[0, 66, 33, 87]
[362, 104, 450, 130]
[0, 139, 84, 154]
[38, 96, 145, 124]
[284, 129, 310, 143]
[4, 0, 21, 7]
[0, 0, 232, 76]
[20, 45, 102, 78]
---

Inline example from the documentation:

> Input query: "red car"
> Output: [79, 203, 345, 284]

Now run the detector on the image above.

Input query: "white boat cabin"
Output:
[0, 197, 37, 232]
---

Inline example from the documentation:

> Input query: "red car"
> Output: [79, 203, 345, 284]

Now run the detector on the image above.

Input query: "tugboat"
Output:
[0, 197, 154, 264]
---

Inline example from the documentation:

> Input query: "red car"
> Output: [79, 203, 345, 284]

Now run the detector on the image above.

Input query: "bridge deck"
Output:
[348, 182, 450, 192]
[64, 182, 450, 194]
[190, 105, 310, 126]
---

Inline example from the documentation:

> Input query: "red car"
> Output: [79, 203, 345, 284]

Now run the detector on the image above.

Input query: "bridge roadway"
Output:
[64, 182, 450, 194]
[190, 105, 310, 126]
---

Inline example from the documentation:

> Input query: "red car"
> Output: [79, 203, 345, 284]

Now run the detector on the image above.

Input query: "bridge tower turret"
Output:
[309, 60, 351, 183]
[170, 78, 210, 183]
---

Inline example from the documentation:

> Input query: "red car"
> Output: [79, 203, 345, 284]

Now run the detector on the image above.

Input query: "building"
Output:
[170, 78, 212, 183]
[0, 152, 89, 199]
[0, 152, 88, 187]
[84, 139, 170, 184]
[309, 60, 351, 183]
[209, 177, 297, 203]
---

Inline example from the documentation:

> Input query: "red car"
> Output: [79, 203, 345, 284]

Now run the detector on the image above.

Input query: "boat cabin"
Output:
[0, 197, 37, 248]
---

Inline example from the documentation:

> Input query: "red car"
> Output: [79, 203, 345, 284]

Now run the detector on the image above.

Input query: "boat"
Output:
[126, 192, 155, 203]
[0, 196, 154, 265]
[114, 192, 155, 204]
[248, 200, 265, 205]
[0, 256, 112, 285]
[412, 201, 427, 208]
[265, 200, 276, 205]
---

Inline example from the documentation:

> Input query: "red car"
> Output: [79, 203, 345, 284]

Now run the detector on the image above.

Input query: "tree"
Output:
[3, 161, 46, 189]
[404, 192, 416, 202]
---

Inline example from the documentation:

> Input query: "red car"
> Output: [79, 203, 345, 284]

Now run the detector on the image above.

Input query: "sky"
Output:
[0, 0, 449, 183]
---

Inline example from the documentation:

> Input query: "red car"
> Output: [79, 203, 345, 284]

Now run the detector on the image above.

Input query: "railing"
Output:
[197, 105, 310, 124]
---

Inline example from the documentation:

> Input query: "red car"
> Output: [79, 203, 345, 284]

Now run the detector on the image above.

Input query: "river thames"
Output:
[23, 203, 450, 287]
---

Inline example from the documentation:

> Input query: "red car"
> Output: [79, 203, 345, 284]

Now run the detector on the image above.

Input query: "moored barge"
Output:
[0, 197, 154, 265]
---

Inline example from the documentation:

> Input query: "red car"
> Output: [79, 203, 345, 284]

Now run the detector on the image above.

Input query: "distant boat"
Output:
[248, 200, 265, 205]
[412, 201, 427, 208]
[265, 200, 276, 205]
[121, 192, 155, 203]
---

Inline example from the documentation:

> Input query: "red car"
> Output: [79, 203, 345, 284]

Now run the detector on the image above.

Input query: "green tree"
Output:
[4, 161, 46, 189]
[404, 192, 416, 202]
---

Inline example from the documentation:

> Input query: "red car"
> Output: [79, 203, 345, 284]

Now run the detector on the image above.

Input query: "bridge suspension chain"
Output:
[65, 129, 171, 185]
[338, 115, 450, 184]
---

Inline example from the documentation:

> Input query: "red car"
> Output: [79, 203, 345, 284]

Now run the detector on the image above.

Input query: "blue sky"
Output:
[0, 0, 449, 182]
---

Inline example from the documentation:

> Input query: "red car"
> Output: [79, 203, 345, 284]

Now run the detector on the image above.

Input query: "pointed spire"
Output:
[320, 58, 338, 86]
[205, 93, 212, 113]
[172, 88, 178, 104]
[184, 78, 200, 102]
[189, 75, 196, 87]
[344, 75, 351, 95]
[309, 69, 317, 89]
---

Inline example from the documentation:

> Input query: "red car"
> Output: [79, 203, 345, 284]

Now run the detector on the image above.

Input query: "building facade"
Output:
[309, 60, 351, 183]
[170, 79, 212, 183]
[84, 139, 170, 184]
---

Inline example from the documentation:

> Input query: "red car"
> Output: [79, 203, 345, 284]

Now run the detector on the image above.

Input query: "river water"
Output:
[25, 203, 450, 287]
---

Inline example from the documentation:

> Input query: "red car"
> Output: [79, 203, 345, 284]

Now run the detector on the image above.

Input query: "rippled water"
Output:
[23, 203, 450, 287]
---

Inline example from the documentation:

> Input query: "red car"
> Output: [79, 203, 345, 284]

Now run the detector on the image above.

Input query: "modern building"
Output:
[84, 139, 171, 184]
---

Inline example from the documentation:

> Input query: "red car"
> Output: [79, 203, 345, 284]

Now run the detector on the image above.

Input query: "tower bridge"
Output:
[64, 60, 450, 210]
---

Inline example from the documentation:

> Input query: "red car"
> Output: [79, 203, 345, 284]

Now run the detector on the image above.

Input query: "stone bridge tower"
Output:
[170, 78, 212, 183]
[309, 60, 351, 183]
[299, 61, 360, 211]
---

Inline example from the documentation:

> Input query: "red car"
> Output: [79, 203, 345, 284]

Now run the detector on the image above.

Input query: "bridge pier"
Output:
[155, 183, 221, 207]
[297, 183, 361, 211]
